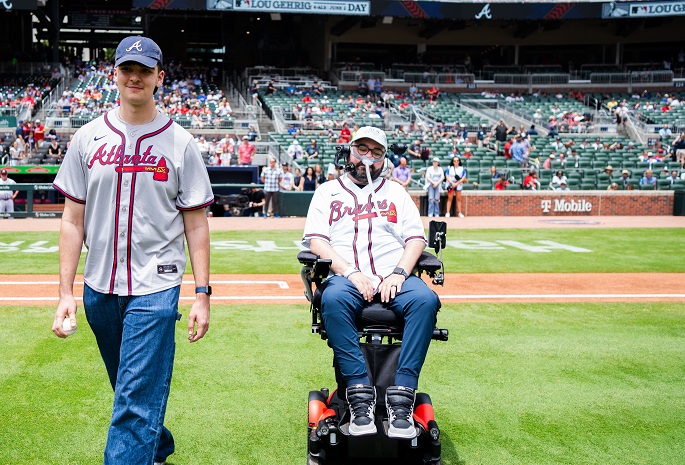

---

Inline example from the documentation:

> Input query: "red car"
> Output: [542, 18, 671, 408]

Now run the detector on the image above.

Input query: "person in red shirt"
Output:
[503, 138, 514, 159]
[494, 174, 509, 190]
[34, 119, 45, 146]
[340, 122, 351, 143]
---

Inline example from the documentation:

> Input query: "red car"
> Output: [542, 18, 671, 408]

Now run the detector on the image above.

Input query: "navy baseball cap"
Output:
[115, 36, 163, 68]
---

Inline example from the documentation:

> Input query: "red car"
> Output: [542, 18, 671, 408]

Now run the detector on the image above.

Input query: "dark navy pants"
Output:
[320, 275, 438, 390]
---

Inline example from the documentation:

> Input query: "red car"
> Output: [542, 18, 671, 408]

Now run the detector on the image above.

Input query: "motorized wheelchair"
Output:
[298, 221, 449, 465]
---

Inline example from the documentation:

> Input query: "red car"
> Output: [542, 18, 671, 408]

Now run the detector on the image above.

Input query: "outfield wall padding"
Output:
[410, 190, 675, 217]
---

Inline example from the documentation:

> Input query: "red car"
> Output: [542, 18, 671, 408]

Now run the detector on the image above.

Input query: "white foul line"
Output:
[0, 280, 290, 289]
[438, 293, 685, 299]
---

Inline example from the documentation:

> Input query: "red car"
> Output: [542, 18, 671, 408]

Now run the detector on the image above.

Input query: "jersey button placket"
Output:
[117, 174, 132, 293]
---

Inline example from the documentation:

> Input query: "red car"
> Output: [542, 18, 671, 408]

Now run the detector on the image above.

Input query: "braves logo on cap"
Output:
[126, 40, 143, 52]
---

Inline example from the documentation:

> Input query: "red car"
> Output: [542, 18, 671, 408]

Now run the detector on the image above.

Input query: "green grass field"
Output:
[1, 227, 684, 464]
[2, 228, 685, 274]
[1, 303, 684, 465]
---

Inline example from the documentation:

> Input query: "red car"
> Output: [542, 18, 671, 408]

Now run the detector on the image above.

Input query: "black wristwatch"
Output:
[392, 267, 409, 279]
[195, 285, 212, 296]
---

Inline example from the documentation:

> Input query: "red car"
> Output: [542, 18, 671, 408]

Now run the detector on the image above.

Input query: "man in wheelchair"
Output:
[302, 126, 441, 441]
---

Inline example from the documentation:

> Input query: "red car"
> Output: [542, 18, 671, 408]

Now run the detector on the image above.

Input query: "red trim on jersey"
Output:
[405, 235, 427, 243]
[177, 199, 214, 211]
[303, 233, 331, 242]
[364, 192, 382, 283]
[124, 118, 174, 295]
[52, 184, 86, 204]
[104, 112, 127, 294]
[337, 178, 360, 269]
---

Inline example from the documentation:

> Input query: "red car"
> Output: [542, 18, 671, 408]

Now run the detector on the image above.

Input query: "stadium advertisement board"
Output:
[602, 1, 685, 18]
[215, 0, 371, 15]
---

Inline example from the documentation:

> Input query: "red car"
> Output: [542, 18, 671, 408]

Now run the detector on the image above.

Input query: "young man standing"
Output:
[51, 36, 214, 465]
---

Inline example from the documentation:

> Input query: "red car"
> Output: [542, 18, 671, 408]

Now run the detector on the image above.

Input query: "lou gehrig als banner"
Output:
[219, 0, 370, 15]
[602, 1, 685, 18]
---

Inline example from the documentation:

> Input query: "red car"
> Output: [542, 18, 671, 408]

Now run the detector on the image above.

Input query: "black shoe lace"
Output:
[351, 400, 371, 417]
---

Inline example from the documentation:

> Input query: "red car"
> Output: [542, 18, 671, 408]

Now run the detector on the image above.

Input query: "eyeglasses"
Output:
[352, 143, 385, 160]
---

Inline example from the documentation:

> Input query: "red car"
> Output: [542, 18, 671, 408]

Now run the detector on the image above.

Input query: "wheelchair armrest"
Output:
[416, 251, 442, 273]
[297, 250, 319, 266]
[298, 250, 332, 283]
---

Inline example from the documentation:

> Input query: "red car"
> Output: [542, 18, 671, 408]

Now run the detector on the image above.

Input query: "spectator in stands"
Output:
[265, 80, 277, 96]
[526, 124, 538, 137]
[494, 120, 508, 154]
[207, 152, 219, 166]
[219, 148, 231, 166]
[261, 157, 283, 218]
[659, 124, 672, 138]
[247, 125, 259, 141]
[510, 135, 528, 169]
[392, 157, 412, 190]
[424, 157, 444, 217]
[604, 165, 614, 177]
[523, 170, 541, 190]
[666, 170, 681, 187]
[618, 170, 631, 189]
[299, 166, 318, 192]
[306, 139, 319, 161]
[293, 168, 303, 191]
[672, 133, 685, 169]
[550, 170, 567, 190]
[542, 153, 555, 170]
[238, 135, 256, 166]
[9, 139, 21, 166]
[489, 165, 502, 182]
[287, 139, 303, 160]
[494, 174, 509, 190]
[280, 163, 295, 192]
[340, 123, 351, 143]
[47, 138, 63, 163]
[557, 180, 570, 191]
[444, 156, 466, 218]
[640, 170, 657, 188]
[409, 82, 419, 100]
[314, 164, 326, 185]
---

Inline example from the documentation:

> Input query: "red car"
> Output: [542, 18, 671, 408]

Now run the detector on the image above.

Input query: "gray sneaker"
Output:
[385, 385, 417, 439]
[346, 384, 377, 436]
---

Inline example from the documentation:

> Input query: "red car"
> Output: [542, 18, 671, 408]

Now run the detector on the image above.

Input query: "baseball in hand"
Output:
[62, 317, 77, 336]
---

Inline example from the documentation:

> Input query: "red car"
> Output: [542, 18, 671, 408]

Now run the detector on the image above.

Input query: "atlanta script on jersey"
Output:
[53, 109, 214, 295]
[302, 175, 426, 290]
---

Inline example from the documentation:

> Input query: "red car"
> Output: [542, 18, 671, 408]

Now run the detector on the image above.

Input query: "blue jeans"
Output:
[427, 185, 441, 217]
[320, 275, 438, 390]
[83, 284, 181, 465]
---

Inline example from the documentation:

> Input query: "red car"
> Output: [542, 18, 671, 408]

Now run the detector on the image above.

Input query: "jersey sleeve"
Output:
[302, 187, 331, 249]
[52, 130, 87, 203]
[176, 136, 214, 211]
[399, 189, 427, 246]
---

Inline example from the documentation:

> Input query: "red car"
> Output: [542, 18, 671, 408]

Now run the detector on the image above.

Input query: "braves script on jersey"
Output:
[53, 109, 213, 295]
[302, 176, 426, 290]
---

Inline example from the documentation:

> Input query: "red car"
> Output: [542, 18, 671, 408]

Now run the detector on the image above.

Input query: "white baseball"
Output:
[62, 317, 77, 336]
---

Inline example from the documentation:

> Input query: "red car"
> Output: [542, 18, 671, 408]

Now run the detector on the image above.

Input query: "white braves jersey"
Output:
[302, 175, 426, 290]
[53, 109, 214, 296]
[0, 177, 16, 200]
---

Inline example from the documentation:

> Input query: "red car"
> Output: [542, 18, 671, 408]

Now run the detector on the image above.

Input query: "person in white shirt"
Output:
[279, 163, 295, 192]
[287, 139, 303, 160]
[424, 157, 445, 217]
